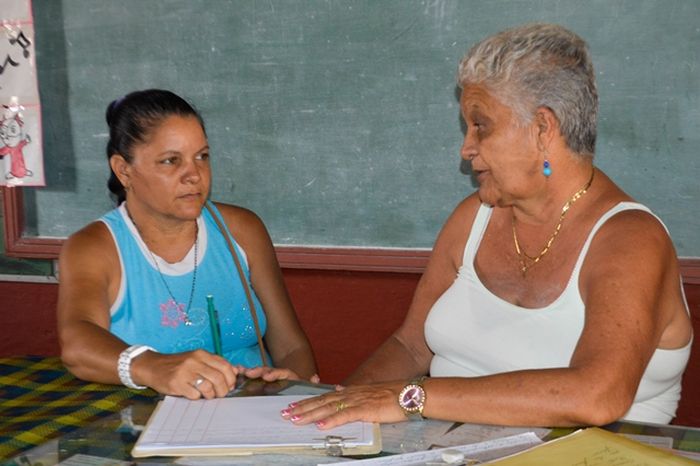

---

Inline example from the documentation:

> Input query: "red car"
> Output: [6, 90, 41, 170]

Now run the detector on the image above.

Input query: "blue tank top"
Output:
[101, 202, 269, 367]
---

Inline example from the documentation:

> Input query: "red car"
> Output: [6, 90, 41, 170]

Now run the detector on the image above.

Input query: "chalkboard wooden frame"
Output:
[3, 187, 61, 259]
[1, 186, 431, 272]
[4, 185, 700, 281]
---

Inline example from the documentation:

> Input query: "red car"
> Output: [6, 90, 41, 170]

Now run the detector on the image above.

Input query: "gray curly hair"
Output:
[458, 23, 598, 158]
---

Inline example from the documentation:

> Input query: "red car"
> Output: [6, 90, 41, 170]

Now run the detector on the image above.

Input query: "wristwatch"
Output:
[398, 376, 427, 421]
[117, 344, 155, 390]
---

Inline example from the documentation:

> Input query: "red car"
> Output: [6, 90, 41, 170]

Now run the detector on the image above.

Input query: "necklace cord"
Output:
[512, 169, 595, 275]
[129, 210, 199, 326]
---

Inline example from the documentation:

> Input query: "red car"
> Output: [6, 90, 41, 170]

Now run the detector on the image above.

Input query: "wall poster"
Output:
[0, 0, 45, 186]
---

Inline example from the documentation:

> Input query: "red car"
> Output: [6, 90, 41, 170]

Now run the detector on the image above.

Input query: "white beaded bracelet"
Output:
[117, 344, 155, 389]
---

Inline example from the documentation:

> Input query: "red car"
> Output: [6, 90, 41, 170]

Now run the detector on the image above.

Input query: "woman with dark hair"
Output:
[57, 89, 318, 399]
[282, 24, 692, 428]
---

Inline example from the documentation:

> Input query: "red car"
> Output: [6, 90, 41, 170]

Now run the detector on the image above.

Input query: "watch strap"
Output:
[118, 344, 155, 389]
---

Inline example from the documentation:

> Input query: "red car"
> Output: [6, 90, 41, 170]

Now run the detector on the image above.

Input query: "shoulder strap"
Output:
[571, 201, 656, 275]
[204, 202, 270, 367]
[461, 203, 493, 268]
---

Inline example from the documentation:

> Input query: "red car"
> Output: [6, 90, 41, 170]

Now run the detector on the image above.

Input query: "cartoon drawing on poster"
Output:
[0, 103, 33, 180]
[1, 0, 45, 187]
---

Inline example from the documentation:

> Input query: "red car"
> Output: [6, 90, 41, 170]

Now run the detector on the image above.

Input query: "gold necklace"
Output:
[512, 170, 594, 276]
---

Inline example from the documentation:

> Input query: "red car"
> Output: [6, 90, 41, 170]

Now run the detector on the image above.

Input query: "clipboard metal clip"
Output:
[312, 435, 356, 456]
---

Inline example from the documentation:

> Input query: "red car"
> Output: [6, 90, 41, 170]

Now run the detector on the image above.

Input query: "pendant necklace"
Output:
[130, 211, 199, 326]
[512, 170, 594, 276]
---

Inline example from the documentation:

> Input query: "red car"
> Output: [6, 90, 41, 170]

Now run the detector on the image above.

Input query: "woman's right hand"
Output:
[131, 349, 238, 399]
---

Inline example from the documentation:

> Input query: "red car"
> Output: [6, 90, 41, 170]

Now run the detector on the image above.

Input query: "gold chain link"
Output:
[512, 170, 595, 276]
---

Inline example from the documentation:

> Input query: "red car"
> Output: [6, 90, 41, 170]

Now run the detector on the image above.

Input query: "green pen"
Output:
[206, 295, 223, 357]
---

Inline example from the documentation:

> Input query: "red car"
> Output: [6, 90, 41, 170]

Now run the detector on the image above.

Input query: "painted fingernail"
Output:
[315, 420, 325, 428]
[290, 415, 302, 422]
[288, 402, 298, 408]
[280, 408, 291, 417]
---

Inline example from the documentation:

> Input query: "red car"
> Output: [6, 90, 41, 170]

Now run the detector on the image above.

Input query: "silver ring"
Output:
[194, 377, 205, 388]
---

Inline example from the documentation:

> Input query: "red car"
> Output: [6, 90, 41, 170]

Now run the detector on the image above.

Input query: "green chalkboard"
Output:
[16, 0, 700, 255]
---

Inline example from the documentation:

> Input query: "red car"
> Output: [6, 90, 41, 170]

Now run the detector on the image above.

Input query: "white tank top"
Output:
[424, 202, 691, 423]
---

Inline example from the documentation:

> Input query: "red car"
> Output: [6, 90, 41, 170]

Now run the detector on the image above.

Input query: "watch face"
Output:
[400, 385, 425, 412]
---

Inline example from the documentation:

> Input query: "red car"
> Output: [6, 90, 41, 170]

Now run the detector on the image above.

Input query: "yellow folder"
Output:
[486, 427, 696, 465]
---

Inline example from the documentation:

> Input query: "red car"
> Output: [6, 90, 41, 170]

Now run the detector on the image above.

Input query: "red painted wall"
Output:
[0, 281, 60, 356]
[283, 269, 417, 383]
[676, 283, 700, 427]
[0, 269, 419, 383]
[0, 272, 698, 427]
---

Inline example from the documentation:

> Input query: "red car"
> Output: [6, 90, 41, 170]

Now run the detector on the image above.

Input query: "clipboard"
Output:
[131, 394, 382, 458]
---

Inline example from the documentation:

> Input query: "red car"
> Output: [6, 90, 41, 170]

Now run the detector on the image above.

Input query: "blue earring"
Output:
[543, 159, 552, 177]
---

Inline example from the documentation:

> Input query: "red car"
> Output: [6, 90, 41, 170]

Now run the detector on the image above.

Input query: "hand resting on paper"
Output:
[280, 382, 408, 429]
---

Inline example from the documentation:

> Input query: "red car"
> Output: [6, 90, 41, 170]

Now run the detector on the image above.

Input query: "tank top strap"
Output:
[570, 201, 658, 278]
[461, 203, 494, 267]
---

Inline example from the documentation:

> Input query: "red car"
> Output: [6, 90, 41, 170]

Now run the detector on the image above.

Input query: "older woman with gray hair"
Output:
[283, 23, 692, 428]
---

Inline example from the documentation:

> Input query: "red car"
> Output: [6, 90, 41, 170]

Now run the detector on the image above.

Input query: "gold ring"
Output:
[335, 401, 347, 412]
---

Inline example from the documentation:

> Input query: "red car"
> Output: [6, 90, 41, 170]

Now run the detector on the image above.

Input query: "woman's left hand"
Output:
[281, 382, 408, 429]
[239, 365, 320, 384]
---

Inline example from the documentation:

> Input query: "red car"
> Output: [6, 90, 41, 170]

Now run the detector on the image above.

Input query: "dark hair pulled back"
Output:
[105, 89, 205, 204]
